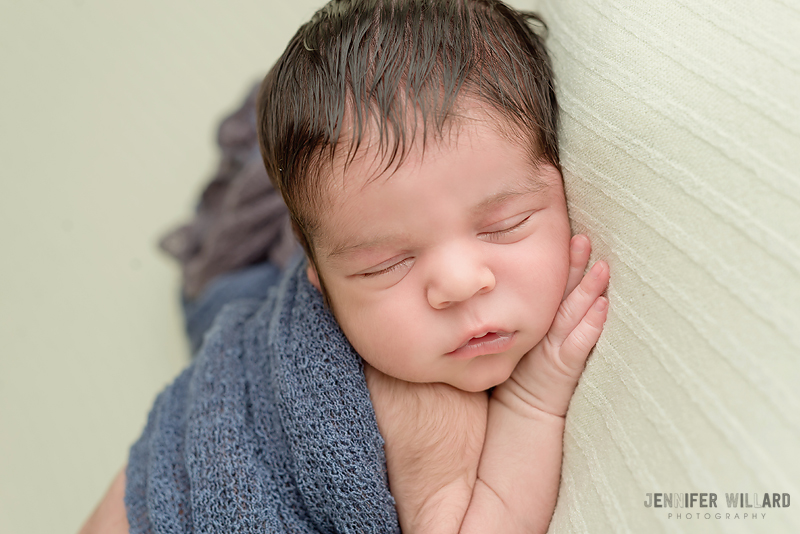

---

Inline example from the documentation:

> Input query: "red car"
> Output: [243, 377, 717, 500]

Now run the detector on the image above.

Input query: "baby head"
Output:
[257, 0, 570, 392]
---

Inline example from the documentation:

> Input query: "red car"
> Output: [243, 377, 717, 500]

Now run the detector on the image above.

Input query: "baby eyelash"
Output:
[483, 213, 533, 241]
[361, 258, 412, 277]
[361, 213, 535, 277]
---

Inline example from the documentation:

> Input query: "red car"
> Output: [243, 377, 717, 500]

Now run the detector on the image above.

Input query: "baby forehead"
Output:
[315, 135, 560, 237]
[314, 163, 559, 260]
[322, 116, 552, 196]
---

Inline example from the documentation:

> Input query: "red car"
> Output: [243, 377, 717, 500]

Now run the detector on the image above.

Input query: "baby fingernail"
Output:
[590, 262, 603, 278]
[593, 297, 608, 311]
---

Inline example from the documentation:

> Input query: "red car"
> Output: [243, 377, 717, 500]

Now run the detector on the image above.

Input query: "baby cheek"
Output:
[343, 295, 421, 362]
[500, 243, 567, 318]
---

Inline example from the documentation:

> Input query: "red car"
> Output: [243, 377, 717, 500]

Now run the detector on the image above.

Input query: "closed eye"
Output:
[480, 211, 536, 242]
[360, 257, 414, 277]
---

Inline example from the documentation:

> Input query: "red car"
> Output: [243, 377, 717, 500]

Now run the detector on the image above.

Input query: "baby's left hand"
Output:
[497, 234, 610, 418]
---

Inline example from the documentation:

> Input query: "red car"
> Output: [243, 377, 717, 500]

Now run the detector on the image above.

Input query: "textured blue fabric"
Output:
[125, 256, 400, 533]
[181, 262, 282, 355]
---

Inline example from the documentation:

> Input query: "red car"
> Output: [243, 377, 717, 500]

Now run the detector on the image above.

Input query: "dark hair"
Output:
[257, 0, 558, 292]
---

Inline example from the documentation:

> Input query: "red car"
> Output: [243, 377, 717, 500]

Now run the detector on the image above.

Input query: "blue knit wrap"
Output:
[125, 257, 400, 533]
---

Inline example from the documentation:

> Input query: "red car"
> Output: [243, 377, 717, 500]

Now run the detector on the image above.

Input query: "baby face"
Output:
[308, 119, 571, 392]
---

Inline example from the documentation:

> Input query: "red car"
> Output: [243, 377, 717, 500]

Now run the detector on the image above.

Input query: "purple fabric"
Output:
[159, 84, 298, 299]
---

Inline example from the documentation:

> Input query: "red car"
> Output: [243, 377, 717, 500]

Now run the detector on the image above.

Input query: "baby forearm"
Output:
[457, 255, 610, 532]
[365, 364, 489, 534]
[407, 391, 565, 534]
[403, 475, 476, 534]
[460, 389, 565, 534]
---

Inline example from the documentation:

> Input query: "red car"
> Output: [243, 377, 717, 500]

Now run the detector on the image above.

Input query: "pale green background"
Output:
[0, 1, 324, 532]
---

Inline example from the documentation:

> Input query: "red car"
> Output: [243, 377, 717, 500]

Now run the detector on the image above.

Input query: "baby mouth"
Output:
[460, 332, 503, 349]
[447, 330, 514, 357]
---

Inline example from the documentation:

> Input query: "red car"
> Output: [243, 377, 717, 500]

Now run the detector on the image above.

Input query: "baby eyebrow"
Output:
[326, 178, 548, 259]
[326, 234, 407, 259]
[470, 177, 548, 217]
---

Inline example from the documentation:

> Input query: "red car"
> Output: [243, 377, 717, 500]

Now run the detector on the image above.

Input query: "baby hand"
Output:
[500, 234, 609, 418]
[364, 363, 488, 534]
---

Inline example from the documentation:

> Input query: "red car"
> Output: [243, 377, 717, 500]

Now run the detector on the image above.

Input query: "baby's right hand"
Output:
[364, 363, 488, 534]
[498, 234, 610, 419]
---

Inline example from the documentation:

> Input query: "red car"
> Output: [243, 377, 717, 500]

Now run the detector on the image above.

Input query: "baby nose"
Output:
[426, 248, 496, 309]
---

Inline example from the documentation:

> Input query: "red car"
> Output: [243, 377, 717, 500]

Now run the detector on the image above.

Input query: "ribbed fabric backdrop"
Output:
[531, 0, 800, 532]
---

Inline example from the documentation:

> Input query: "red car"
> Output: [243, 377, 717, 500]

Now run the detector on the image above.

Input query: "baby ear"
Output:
[306, 262, 322, 291]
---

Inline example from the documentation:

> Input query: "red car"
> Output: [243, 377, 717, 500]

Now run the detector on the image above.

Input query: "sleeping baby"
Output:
[80, 1, 609, 532]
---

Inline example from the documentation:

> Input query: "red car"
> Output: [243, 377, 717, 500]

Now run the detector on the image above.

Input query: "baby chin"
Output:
[449, 348, 528, 392]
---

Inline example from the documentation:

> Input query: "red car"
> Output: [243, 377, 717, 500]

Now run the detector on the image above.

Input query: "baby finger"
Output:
[548, 261, 609, 344]
[559, 296, 609, 370]
[563, 235, 591, 301]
